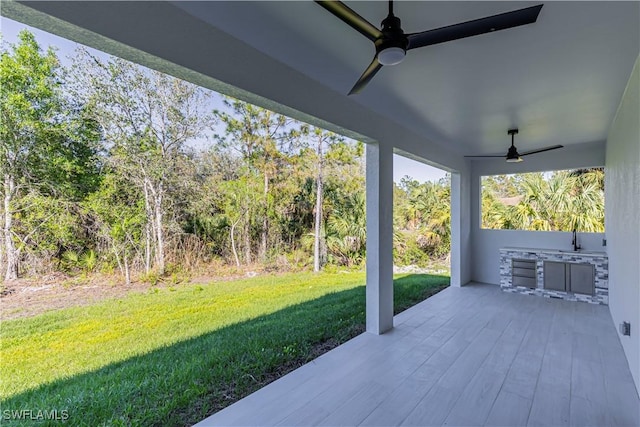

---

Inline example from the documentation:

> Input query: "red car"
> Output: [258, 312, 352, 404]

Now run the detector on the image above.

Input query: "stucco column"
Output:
[450, 170, 471, 287]
[450, 173, 463, 287]
[366, 142, 394, 334]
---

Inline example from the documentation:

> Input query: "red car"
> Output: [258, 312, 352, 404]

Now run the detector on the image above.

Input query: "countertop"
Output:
[501, 247, 607, 257]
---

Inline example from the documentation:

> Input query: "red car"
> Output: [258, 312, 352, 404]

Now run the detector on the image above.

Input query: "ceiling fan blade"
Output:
[315, 1, 383, 42]
[407, 4, 543, 50]
[349, 56, 383, 95]
[520, 144, 564, 156]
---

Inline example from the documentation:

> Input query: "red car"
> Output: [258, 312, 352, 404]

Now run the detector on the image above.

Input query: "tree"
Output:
[85, 172, 145, 284]
[326, 192, 366, 267]
[0, 31, 99, 281]
[298, 127, 348, 272]
[214, 98, 297, 263]
[219, 172, 262, 267]
[71, 49, 214, 275]
[315, 141, 366, 267]
[393, 175, 451, 265]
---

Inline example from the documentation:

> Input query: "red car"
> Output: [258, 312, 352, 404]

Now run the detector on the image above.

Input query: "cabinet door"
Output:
[569, 263, 595, 295]
[544, 261, 566, 291]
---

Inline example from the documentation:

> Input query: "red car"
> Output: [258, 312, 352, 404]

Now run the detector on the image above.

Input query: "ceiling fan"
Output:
[315, 1, 544, 95]
[465, 129, 563, 162]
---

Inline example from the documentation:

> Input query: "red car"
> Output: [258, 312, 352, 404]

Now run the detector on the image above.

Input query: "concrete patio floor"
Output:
[195, 283, 639, 426]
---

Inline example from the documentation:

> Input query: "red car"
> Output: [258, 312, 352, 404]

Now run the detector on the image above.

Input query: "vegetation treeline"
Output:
[0, 31, 451, 284]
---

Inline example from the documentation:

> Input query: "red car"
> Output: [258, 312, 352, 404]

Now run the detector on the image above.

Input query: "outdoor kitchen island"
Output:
[500, 247, 608, 305]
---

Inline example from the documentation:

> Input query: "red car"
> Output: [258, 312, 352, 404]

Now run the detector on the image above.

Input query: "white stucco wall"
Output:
[470, 141, 607, 285]
[605, 56, 640, 392]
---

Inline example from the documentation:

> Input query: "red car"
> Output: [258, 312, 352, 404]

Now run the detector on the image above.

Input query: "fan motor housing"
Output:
[377, 15, 408, 53]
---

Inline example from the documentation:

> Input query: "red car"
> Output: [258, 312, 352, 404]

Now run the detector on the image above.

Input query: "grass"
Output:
[0, 271, 448, 426]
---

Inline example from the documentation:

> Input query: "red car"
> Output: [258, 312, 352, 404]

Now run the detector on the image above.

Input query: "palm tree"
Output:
[326, 192, 366, 267]
[394, 177, 451, 263]
[482, 169, 605, 232]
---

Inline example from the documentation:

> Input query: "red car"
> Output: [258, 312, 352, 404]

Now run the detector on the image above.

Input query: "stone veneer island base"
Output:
[500, 247, 609, 305]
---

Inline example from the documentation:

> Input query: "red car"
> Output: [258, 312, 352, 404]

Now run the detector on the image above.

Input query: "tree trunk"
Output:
[145, 178, 165, 275]
[143, 180, 153, 273]
[3, 174, 18, 281]
[144, 226, 152, 274]
[123, 250, 131, 285]
[113, 243, 124, 279]
[313, 172, 324, 272]
[0, 210, 4, 277]
[230, 217, 241, 267]
[154, 187, 165, 275]
[313, 140, 324, 273]
[260, 172, 268, 262]
[244, 204, 251, 265]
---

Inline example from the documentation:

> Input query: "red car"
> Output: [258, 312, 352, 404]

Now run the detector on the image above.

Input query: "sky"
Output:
[1, 17, 448, 184]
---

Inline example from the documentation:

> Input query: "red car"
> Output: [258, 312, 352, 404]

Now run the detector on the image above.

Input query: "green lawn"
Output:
[0, 271, 448, 426]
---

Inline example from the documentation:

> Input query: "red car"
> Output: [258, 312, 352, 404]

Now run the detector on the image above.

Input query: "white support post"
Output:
[366, 142, 394, 334]
[450, 172, 463, 287]
[450, 170, 471, 287]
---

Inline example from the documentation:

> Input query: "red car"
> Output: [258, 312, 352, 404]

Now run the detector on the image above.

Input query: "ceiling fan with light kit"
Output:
[315, 1, 544, 95]
[465, 129, 563, 162]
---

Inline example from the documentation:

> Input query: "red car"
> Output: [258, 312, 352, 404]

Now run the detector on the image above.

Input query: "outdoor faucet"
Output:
[572, 229, 581, 252]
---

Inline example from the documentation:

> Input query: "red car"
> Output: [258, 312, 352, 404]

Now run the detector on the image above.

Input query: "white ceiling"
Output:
[6, 1, 640, 159]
